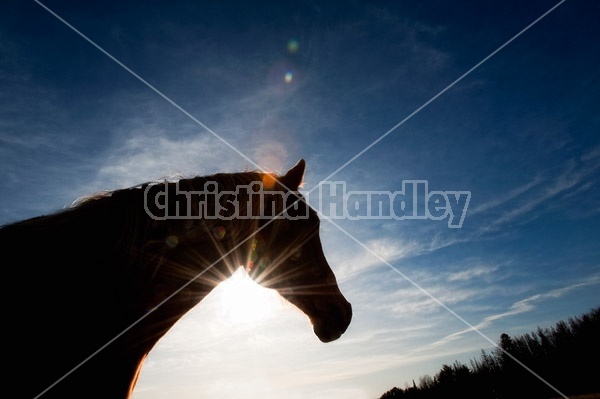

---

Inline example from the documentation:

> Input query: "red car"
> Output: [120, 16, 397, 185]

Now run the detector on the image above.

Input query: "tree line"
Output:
[380, 306, 600, 399]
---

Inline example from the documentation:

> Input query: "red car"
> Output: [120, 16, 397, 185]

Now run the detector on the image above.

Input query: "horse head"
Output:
[246, 160, 352, 342]
[149, 159, 353, 342]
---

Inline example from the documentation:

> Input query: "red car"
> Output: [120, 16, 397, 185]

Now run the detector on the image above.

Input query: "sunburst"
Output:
[216, 267, 282, 325]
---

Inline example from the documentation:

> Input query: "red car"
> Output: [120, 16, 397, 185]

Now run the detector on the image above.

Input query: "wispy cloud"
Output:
[428, 273, 600, 349]
[92, 131, 239, 189]
[327, 236, 424, 281]
[581, 144, 600, 162]
[445, 265, 499, 282]
[470, 176, 542, 215]
[480, 155, 600, 232]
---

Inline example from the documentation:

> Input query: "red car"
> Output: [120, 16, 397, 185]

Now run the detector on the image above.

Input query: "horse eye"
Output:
[290, 247, 302, 261]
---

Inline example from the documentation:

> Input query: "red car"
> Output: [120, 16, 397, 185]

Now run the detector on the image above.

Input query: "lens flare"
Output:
[165, 235, 178, 248]
[213, 226, 226, 240]
[287, 39, 299, 54]
[262, 173, 277, 189]
[284, 71, 293, 83]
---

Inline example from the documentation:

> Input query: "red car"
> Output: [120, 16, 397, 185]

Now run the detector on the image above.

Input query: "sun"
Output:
[216, 267, 282, 325]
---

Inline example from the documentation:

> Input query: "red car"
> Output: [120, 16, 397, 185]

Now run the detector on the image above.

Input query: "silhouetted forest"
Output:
[379, 307, 600, 399]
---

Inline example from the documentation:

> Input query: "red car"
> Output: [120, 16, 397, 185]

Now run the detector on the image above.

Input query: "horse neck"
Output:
[128, 175, 264, 325]
[3, 177, 266, 399]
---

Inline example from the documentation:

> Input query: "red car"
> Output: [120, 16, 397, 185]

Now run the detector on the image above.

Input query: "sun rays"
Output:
[216, 267, 282, 326]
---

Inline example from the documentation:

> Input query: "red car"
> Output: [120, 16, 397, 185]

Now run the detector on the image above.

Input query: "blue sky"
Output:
[2, 1, 599, 398]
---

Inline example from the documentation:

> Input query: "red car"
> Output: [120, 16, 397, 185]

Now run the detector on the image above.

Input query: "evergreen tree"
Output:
[379, 306, 600, 399]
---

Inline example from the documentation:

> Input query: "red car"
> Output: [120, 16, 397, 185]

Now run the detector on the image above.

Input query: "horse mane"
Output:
[3, 169, 266, 240]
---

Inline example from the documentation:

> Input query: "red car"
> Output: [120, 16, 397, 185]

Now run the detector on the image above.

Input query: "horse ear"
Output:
[281, 159, 306, 190]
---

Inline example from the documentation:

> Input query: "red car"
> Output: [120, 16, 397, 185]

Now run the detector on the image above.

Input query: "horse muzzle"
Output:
[311, 298, 352, 343]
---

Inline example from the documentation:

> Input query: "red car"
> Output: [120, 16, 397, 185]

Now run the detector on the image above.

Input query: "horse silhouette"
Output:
[2, 159, 352, 399]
